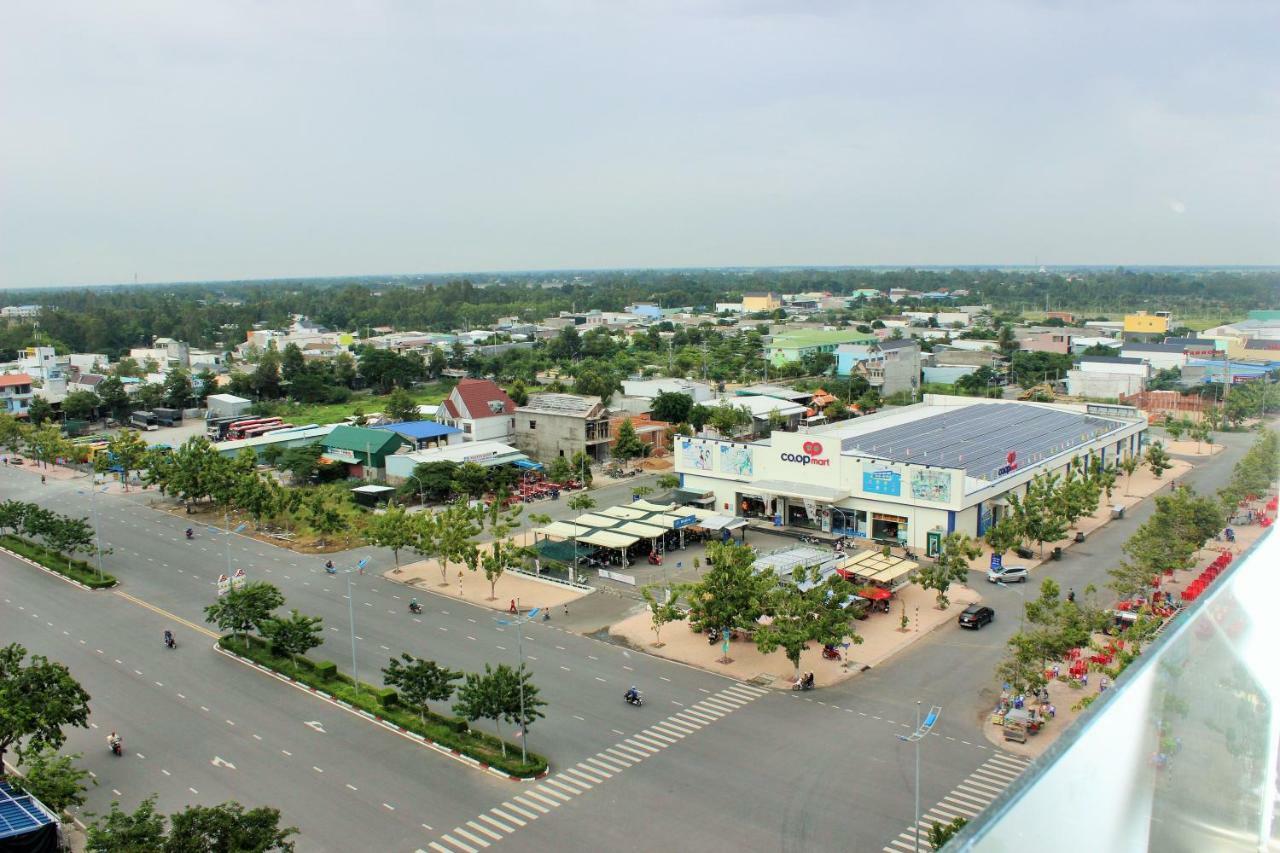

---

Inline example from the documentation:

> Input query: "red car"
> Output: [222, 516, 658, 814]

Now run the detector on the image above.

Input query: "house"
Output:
[1045, 311, 1076, 324]
[1069, 337, 1122, 355]
[835, 338, 921, 397]
[922, 348, 1004, 385]
[320, 425, 410, 479]
[609, 412, 671, 456]
[742, 293, 781, 313]
[721, 394, 808, 434]
[435, 378, 516, 443]
[1122, 311, 1173, 342]
[619, 377, 714, 405]
[371, 420, 462, 450]
[0, 373, 34, 416]
[1120, 342, 1196, 372]
[625, 303, 664, 320]
[1019, 330, 1075, 355]
[766, 330, 875, 366]
[0, 305, 41, 319]
[1066, 357, 1151, 399]
[513, 393, 612, 463]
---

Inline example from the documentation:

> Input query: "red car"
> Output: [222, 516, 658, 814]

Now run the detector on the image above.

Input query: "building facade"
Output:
[513, 393, 612, 463]
[435, 378, 516, 443]
[766, 330, 876, 366]
[0, 373, 35, 416]
[835, 338, 921, 397]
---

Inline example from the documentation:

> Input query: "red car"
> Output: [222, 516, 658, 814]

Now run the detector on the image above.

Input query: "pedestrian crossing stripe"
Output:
[428, 683, 767, 852]
[881, 754, 1030, 852]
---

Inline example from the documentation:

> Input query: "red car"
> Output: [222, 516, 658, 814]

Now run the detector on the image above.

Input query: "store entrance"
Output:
[871, 512, 908, 545]
[831, 508, 866, 537]
[786, 502, 820, 530]
[737, 494, 768, 520]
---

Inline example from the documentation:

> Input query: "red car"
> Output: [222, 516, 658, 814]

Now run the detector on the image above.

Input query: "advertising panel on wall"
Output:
[910, 469, 951, 502]
[862, 465, 902, 496]
[718, 444, 754, 477]
[680, 438, 714, 471]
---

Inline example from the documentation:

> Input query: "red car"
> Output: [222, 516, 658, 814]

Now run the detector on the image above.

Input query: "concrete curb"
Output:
[0, 544, 115, 592]
[213, 644, 548, 782]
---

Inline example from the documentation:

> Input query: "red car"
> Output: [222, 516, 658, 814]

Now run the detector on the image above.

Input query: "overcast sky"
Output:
[1, 1, 1277, 287]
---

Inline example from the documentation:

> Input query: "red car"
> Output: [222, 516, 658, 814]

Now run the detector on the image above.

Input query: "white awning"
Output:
[598, 506, 651, 521]
[631, 500, 677, 513]
[539, 522, 596, 539]
[615, 522, 666, 539]
[698, 513, 748, 531]
[751, 479, 847, 503]
[574, 513, 621, 528]
[579, 530, 638, 549]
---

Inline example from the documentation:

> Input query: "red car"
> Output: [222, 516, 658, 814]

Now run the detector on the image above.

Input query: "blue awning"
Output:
[513, 459, 543, 470]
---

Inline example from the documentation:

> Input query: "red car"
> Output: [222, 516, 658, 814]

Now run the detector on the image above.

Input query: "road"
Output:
[0, 427, 1245, 851]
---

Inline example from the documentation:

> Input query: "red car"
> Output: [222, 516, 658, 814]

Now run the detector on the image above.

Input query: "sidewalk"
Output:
[385, 548, 592, 615]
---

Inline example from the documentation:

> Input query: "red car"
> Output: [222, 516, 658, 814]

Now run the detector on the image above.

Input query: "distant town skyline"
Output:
[2, 1, 1276, 288]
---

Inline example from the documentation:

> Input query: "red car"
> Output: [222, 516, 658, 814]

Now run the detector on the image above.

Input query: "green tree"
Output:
[301, 492, 345, 546]
[507, 380, 529, 407]
[104, 429, 149, 490]
[567, 492, 596, 512]
[13, 746, 94, 814]
[651, 391, 694, 424]
[755, 568, 861, 680]
[1145, 441, 1172, 479]
[382, 654, 462, 724]
[162, 369, 195, 409]
[203, 581, 285, 650]
[481, 538, 524, 601]
[96, 375, 132, 421]
[86, 796, 167, 853]
[42, 515, 97, 571]
[27, 395, 54, 426]
[260, 610, 323, 673]
[435, 500, 481, 587]
[656, 473, 680, 491]
[384, 387, 420, 422]
[916, 532, 982, 609]
[0, 644, 92, 769]
[611, 418, 646, 461]
[707, 400, 751, 437]
[112, 356, 145, 378]
[277, 443, 323, 483]
[1119, 453, 1141, 496]
[689, 404, 712, 431]
[280, 343, 305, 383]
[0, 499, 31, 536]
[983, 516, 1023, 558]
[0, 413, 31, 454]
[1007, 473, 1068, 557]
[928, 817, 969, 850]
[546, 456, 574, 485]
[366, 503, 416, 573]
[402, 460, 458, 503]
[165, 801, 297, 853]
[640, 584, 687, 647]
[453, 664, 545, 758]
[452, 462, 490, 499]
[569, 451, 594, 486]
[63, 389, 102, 421]
[28, 423, 75, 468]
[687, 541, 776, 636]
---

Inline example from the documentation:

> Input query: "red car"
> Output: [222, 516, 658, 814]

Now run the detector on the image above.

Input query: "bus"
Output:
[242, 422, 294, 439]
[225, 417, 283, 440]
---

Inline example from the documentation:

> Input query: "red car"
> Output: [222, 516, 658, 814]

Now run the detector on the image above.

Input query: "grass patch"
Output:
[220, 634, 547, 778]
[256, 382, 456, 426]
[0, 534, 117, 588]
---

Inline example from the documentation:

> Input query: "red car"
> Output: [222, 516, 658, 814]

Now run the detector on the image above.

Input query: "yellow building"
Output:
[1123, 311, 1172, 335]
[742, 292, 781, 312]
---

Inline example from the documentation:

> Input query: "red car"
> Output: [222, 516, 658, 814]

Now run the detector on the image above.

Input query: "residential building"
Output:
[765, 330, 875, 366]
[0, 305, 41, 319]
[717, 394, 808, 435]
[371, 420, 462, 450]
[1120, 340, 1214, 372]
[609, 412, 670, 456]
[922, 348, 1004, 385]
[675, 397, 1147, 548]
[1066, 356, 1151, 399]
[835, 338, 921, 397]
[0, 373, 35, 416]
[513, 393, 612, 463]
[1019, 330, 1075, 355]
[385, 441, 533, 483]
[435, 378, 516, 443]
[19, 347, 62, 383]
[68, 353, 110, 373]
[1122, 311, 1173, 341]
[742, 292, 781, 313]
[619, 378, 715, 404]
[320, 425, 410, 479]
[848, 288, 882, 301]
[1044, 311, 1075, 324]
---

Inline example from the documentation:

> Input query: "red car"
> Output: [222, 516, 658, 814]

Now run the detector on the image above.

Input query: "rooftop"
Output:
[0, 373, 33, 388]
[371, 420, 462, 440]
[323, 424, 408, 454]
[518, 393, 605, 417]
[1078, 356, 1147, 365]
[768, 330, 876, 348]
[835, 402, 1131, 481]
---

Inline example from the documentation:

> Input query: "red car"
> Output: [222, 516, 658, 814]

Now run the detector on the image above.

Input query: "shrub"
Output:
[0, 534, 117, 588]
[312, 661, 337, 680]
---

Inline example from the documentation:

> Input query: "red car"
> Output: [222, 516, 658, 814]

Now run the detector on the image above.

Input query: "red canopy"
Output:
[857, 586, 892, 601]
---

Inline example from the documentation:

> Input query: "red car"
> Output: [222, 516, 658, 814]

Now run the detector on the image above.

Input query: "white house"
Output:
[435, 378, 517, 443]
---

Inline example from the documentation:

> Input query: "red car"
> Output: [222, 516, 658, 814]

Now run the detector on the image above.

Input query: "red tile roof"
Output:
[0, 373, 33, 388]
[448, 379, 515, 420]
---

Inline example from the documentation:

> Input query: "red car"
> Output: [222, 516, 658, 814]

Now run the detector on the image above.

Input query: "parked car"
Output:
[987, 565, 1029, 584]
[7, 457, 24, 464]
[958, 604, 995, 629]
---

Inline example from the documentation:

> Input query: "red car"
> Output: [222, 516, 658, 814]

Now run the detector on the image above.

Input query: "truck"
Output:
[130, 411, 159, 431]
[152, 407, 182, 427]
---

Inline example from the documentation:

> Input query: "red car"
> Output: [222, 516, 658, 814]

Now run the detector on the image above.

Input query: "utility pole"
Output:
[898, 702, 942, 853]
[496, 602, 534, 765]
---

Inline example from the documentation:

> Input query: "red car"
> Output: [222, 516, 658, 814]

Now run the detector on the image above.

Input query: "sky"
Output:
[1, 0, 1277, 288]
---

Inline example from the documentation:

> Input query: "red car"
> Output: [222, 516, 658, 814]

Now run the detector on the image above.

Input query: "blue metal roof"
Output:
[0, 781, 56, 840]
[370, 420, 461, 440]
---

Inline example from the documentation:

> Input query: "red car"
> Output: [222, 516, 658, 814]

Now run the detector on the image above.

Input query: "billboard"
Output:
[680, 439, 714, 472]
[719, 444, 754, 477]
[910, 470, 952, 503]
[862, 466, 901, 496]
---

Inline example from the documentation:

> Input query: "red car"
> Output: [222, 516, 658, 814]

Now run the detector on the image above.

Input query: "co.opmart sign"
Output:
[781, 440, 831, 467]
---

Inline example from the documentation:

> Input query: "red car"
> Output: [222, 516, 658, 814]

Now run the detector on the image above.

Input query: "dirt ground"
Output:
[387, 548, 592, 614]
[1162, 439, 1224, 457]
[609, 581, 981, 690]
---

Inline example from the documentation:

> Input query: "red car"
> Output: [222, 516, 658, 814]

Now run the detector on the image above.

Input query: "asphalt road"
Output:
[0, 428, 1245, 851]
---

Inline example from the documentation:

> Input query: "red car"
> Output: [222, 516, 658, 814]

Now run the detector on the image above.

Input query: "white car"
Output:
[987, 565, 1029, 584]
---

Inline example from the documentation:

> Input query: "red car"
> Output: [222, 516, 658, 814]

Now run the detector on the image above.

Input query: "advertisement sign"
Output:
[217, 574, 230, 596]
[673, 515, 698, 529]
[326, 448, 358, 464]
[996, 450, 1019, 477]
[718, 444, 754, 477]
[680, 439, 713, 472]
[910, 470, 952, 503]
[862, 467, 902, 496]
[990, 553, 1003, 570]
[231, 568, 247, 591]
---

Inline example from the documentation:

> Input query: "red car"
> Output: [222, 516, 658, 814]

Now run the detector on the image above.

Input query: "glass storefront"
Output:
[832, 507, 867, 537]
[871, 512, 908, 544]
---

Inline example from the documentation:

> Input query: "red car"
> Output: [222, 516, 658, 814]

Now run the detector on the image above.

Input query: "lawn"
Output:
[265, 382, 456, 426]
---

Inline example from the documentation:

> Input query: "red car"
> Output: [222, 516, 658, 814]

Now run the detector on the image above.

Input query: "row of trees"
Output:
[639, 542, 862, 680]
[0, 500, 99, 569]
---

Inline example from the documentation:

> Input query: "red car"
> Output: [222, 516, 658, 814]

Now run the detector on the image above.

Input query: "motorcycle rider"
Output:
[185, 527, 193, 539]
[409, 597, 421, 614]
[624, 686, 640, 704]
[107, 731, 121, 754]
[163, 629, 175, 648]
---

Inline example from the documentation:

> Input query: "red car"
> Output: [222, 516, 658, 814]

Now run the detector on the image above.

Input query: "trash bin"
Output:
[1051, 546, 1063, 561]
[1074, 531, 1086, 543]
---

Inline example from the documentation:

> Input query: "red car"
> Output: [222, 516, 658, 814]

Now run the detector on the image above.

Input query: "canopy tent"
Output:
[639, 513, 681, 530]
[857, 586, 893, 601]
[795, 565, 841, 592]
[533, 538, 580, 563]
[598, 506, 651, 521]
[868, 562, 918, 585]
[835, 550, 917, 584]
[574, 513, 622, 529]
[513, 459, 544, 470]
[678, 506, 719, 521]
[539, 521, 597, 539]
[631, 500, 677, 513]
[672, 488, 714, 506]
[615, 521, 666, 539]
[696, 513, 748, 531]
[579, 530, 638, 549]
[753, 545, 839, 579]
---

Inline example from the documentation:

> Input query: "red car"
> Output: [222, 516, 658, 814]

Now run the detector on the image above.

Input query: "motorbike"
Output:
[624, 691, 643, 707]
[792, 675, 816, 692]
[408, 602, 423, 615]
[185, 528, 193, 540]
[707, 628, 720, 645]
[109, 738, 122, 756]
[821, 645, 841, 661]
[164, 633, 176, 650]
[647, 552, 662, 566]
[324, 561, 337, 575]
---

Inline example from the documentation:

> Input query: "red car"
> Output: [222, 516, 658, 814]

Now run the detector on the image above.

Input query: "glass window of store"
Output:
[831, 507, 866, 537]
[871, 512, 908, 544]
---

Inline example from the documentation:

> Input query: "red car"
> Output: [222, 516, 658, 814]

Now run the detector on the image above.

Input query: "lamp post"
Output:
[76, 484, 109, 581]
[209, 510, 247, 579]
[897, 701, 942, 853]
[407, 472, 426, 508]
[335, 558, 369, 692]
[495, 598, 535, 765]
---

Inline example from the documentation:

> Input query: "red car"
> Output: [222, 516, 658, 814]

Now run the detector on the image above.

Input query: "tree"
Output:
[86, 796, 167, 852]
[366, 503, 415, 573]
[0, 414, 31, 454]
[453, 664, 545, 758]
[1163, 418, 1186, 442]
[707, 400, 751, 437]
[27, 395, 54, 426]
[113, 356, 145, 378]
[105, 429, 149, 490]
[928, 817, 969, 850]
[687, 541, 776, 636]
[195, 368, 219, 398]
[916, 533, 982, 609]
[656, 473, 680, 491]
[42, 515, 96, 571]
[63, 389, 102, 421]
[612, 418, 646, 462]
[1007, 473, 1068, 557]
[13, 746, 94, 813]
[507, 380, 529, 407]
[280, 343, 305, 383]
[0, 644, 92, 770]
[404, 460, 458, 503]
[452, 462, 490, 499]
[546, 456, 574, 485]
[301, 492, 345, 546]
[435, 501, 481, 587]
[0, 499, 31, 536]
[382, 654, 462, 724]
[203, 581, 285, 650]
[165, 801, 297, 853]
[384, 387, 420, 422]
[689, 404, 712, 431]
[277, 443, 322, 483]
[755, 567, 860, 680]
[260, 610, 323, 673]
[481, 539, 524, 600]
[251, 346, 283, 399]
[567, 492, 596, 512]
[1145, 441, 1172, 479]
[651, 391, 694, 424]
[1120, 453, 1141, 496]
[983, 516, 1023, 558]
[640, 584, 687, 647]
[162, 369, 195, 409]
[996, 323, 1018, 358]
[570, 451, 594, 486]
[27, 423, 74, 468]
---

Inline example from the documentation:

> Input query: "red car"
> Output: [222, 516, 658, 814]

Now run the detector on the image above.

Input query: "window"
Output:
[529, 420, 536, 430]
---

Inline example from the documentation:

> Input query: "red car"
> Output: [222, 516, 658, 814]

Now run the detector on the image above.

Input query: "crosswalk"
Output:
[420, 682, 770, 852]
[883, 752, 1030, 852]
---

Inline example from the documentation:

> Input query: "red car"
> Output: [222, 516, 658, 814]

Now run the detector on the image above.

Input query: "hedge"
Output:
[220, 634, 545, 776]
[0, 534, 117, 588]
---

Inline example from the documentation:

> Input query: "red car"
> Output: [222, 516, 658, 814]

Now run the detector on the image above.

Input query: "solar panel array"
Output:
[838, 403, 1127, 480]
[0, 781, 55, 840]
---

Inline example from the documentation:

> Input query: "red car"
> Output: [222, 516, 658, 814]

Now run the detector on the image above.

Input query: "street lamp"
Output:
[76, 484, 110, 581]
[406, 472, 426, 508]
[897, 701, 942, 853]
[208, 510, 247, 579]
[495, 599, 538, 765]
[333, 557, 370, 693]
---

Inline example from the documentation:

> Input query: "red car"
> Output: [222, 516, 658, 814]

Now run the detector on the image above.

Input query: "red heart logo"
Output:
[803, 441, 823, 455]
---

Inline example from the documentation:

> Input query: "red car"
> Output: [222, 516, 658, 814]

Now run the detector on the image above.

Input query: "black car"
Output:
[958, 604, 995, 629]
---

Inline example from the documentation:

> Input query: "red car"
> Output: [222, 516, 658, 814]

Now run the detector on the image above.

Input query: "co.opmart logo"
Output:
[781, 441, 831, 467]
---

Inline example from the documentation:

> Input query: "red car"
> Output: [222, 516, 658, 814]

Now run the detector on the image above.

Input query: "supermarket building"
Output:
[674, 396, 1148, 554]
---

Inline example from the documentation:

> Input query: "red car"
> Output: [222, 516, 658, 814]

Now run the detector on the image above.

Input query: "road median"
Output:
[0, 534, 117, 589]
